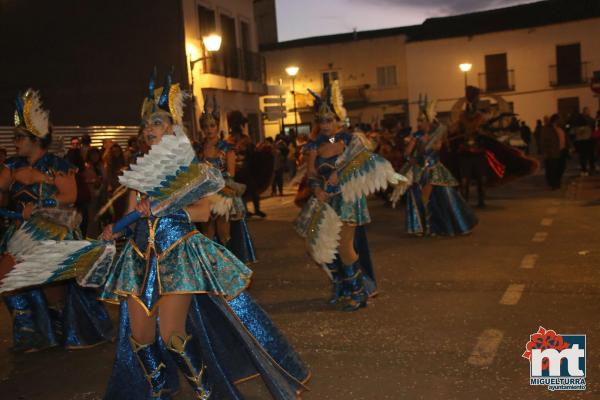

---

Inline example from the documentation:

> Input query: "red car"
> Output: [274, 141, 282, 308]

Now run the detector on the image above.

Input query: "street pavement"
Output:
[1, 166, 600, 400]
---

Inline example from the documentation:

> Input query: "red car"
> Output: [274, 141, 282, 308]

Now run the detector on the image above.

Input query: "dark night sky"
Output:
[276, 0, 538, 41]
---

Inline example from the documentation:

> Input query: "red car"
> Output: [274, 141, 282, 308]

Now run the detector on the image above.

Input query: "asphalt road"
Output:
[1, 168, 600, 400]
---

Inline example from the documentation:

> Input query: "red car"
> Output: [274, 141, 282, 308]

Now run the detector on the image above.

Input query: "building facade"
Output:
[182, 0, 266, 141]
[261, 28, 413, 137]
[405, 1, 600, 128]
[261, 0, 600, 134]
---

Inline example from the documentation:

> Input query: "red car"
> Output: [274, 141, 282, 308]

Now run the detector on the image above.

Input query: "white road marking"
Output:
[499, 284, 526, 305]
[468, 329, 504, 366]
[540, 218, 553, 227]
[532, 232, 548, 243]
[520, 254, 539, 269]
[546, 207, 559, 215]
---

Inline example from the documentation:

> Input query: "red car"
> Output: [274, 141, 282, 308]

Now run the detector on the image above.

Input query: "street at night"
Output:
[2, 168, 599, 399]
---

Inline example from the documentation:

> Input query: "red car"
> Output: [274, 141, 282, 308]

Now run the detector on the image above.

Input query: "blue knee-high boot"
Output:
[166, 332, 212, 399]
[324, 257, 343, 304]
[129, 336, 171, 400]
[3, 290, 59, 352]
[341, 260, 368, 312]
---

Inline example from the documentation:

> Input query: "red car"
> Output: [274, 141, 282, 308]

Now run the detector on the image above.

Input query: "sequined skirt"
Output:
[100, 230, 253, 312]
[327, 193, 371, 226]
[405, 184, 477, 236]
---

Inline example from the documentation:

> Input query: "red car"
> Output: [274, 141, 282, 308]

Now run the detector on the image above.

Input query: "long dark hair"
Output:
[86, 147, 103, 175]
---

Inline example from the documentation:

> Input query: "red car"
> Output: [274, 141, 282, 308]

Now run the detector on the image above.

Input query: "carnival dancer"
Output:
[447, 86, 539, 207]
[198, 97, 256, 263]
[0, 89, 113, 352]
[294, 81, 406, 312]
[400, 97, 478, 237]
[97, 71, 308, 399]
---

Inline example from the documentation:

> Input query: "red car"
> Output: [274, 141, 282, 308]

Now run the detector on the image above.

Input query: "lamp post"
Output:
[459, 62, 472, 91]
[285, 66, 299, 137]
[188, 34, 222, 138]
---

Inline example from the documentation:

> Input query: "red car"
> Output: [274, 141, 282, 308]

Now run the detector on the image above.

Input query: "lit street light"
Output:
[188, 34, 222, 138]
[286, 65, 299, 136]
[285, 66, 299, 77]
[202, 34, 222, 52]
[459, 62, 472, 89]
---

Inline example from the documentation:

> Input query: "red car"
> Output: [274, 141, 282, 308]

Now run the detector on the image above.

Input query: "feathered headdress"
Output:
[418, 94, 437, 122]
[199, 95, 220, 128]
[308, 79, 347, 122]
[14, 89, 50, 138]
[141, 67, 188, 125]
[330, 80, 347, 122]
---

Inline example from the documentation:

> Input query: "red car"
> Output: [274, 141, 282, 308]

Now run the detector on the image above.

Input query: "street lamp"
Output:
[459, 62, 472, 89]
[188, 34, 222, 138]
[202, 34, 222, 52]
[286, 65, 299, 136]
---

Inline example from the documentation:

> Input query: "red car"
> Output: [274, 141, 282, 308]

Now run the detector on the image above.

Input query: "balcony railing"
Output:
[477, 69, 515, 93]
[342, 84, 370, 107]
[549, 62, 590, 87]
[201, 48, 266, 84]
[241, 50, 266, 83]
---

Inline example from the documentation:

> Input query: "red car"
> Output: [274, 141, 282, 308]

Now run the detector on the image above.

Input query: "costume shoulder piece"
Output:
[4, 156, 27, 170]
[338, 131, 353, 145]
[303, 141, 318, 153]
[217, 140, 234, 153]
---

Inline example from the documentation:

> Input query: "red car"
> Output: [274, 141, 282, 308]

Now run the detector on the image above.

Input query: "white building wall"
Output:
[181, 0, 263, 138]
[263, 35, 409, 132]
[406, 18, 600, 128]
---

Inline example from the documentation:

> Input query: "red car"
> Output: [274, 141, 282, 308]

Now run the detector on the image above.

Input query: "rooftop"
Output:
[261, 0, 600, 51]
[260, 25, 419, 51]
[409, 0, 600, 42]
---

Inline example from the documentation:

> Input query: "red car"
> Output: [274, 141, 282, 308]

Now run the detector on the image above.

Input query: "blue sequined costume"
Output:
[101, 208, 309, 399]
[100, 209, 253, 312]
[1, 153, 114, 352]
[400, 130, 478, 236]
[102, 69, 307, 398]
[306, 132, 371, 226]
[201, 139, 256, 263]
[304, 132, 377, 306]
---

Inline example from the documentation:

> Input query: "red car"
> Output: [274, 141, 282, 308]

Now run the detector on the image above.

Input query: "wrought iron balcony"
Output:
[549, 62, 590, 87]
[200, 48, 266, 84]
[477, 69, 515, 93]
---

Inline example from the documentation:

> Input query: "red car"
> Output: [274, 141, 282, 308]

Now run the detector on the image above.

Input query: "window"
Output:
[322, 71, 339, 88]
[196, 5, 219, 74]
[220, 14, 240, 78]
[240, 21, 251, 50]
[556, 44, 582, 86]
[376, 66, 397, 87]
[197, 5, 215, 36]
[484, 53, 509, 92]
